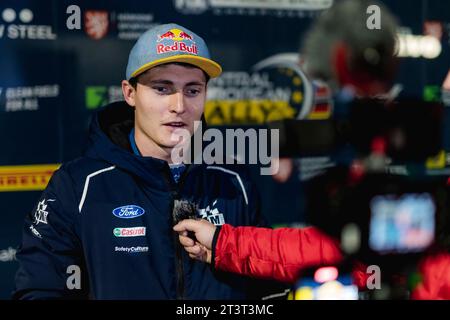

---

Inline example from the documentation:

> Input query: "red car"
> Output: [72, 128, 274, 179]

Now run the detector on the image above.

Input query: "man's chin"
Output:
[160, 141, 190, 151]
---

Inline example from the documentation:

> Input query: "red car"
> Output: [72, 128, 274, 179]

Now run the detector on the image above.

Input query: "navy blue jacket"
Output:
[14, 102, 266, 300]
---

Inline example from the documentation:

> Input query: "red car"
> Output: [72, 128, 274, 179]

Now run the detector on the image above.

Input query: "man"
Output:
[13, 23, 268, 299]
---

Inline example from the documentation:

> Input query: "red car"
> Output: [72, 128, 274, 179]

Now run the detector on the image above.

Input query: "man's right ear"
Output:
[122, 80, 136, 107]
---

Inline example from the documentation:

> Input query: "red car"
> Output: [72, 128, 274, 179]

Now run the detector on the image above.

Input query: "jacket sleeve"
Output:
[213, 224, 343, 283]
[410, 252, 450, 300]
[13, 166, 89, 300]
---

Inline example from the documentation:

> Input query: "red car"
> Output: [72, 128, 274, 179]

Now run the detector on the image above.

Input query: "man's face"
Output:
[122, 64, 207, 158]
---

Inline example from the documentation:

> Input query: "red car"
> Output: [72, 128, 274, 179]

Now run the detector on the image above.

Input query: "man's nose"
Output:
[169, 91, 186, 114]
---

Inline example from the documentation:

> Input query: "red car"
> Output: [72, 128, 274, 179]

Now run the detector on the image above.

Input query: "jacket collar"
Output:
[85, 101, 177, 191]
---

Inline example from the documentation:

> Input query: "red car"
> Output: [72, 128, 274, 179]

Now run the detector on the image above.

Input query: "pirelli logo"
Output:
[0, 164, 60, 192]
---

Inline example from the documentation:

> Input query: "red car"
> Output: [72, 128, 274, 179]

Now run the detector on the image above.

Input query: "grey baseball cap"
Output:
[125, 23, 222, 80]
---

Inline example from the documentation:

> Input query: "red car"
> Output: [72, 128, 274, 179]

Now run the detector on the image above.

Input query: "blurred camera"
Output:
[269, 98, 444, 162]
[269, 97, 449, 299]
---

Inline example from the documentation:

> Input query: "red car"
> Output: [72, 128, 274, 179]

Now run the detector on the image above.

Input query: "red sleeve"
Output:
[410, 252, 450, 300]
[213, 224, 343, 283]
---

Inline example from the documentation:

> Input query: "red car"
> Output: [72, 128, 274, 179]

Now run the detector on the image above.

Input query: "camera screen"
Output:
[369, 193, 435, 254]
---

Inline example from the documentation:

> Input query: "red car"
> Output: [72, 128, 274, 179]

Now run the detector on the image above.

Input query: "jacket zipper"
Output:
[167, 164, 194, 300]
[171, 190, 185, 300]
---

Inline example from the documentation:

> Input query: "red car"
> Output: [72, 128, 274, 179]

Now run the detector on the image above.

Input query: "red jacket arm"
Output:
[213, 224, 343, 283]
[410, 252, 450, 300]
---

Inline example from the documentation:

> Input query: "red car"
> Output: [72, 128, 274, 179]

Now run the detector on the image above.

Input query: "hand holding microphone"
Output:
[173, 218, 217, 264]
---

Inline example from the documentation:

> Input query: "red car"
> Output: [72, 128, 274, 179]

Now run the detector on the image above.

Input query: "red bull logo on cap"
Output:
[157, 30, 176, 41]
[157, 28, 195, 42]
[156, 28, 197, 55]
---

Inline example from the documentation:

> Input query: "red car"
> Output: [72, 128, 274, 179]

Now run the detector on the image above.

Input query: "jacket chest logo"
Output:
[198, 200, 225, 226]
[113, 227, 146, 237]
[112, 205, 145, 219]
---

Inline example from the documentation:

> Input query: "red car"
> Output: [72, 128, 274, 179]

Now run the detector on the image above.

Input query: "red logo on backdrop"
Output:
[84, 10, 109, 40]
[423, 21, 443, 40]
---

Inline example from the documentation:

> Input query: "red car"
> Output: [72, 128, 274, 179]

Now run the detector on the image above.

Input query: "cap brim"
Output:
[130, 55, 222, 79]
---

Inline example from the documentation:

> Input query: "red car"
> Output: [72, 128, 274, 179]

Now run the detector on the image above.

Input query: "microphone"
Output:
[172, 199, 198, 241]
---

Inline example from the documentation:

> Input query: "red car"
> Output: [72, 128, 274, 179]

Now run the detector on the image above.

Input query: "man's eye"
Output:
[185, 88, 201, 97]
[153, 86, 169, 94]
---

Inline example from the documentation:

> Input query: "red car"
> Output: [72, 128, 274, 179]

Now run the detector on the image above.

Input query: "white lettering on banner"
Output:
[6, 99, 38, 111]
[174, 0, 332, 15]
[3, 85, 59, 112]
[207, 72, 291, 101]
[0, 247, 16, 262]
[5, 85, 59, 99]
[7, 25, 56, 40]
[209, 0, 332, 10]
[117, 32, 144, 40]
[116, 12, 156, 40]
[174, 0, 208, 14]
[210, 72, 271, 88]
[0, 8, 57, 40]
[117, 23, 151, 30]
[117, 13, 153, 21]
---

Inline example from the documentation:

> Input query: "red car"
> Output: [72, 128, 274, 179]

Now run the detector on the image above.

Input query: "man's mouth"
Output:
[164, 121, 186, 128]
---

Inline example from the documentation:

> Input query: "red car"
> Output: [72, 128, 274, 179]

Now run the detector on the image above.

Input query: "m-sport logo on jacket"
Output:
[112, 205, 145, 219]
[198, 200, 225, 226]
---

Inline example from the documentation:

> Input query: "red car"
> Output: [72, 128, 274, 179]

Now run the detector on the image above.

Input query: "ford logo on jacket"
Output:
[112, 205, 145, 219]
